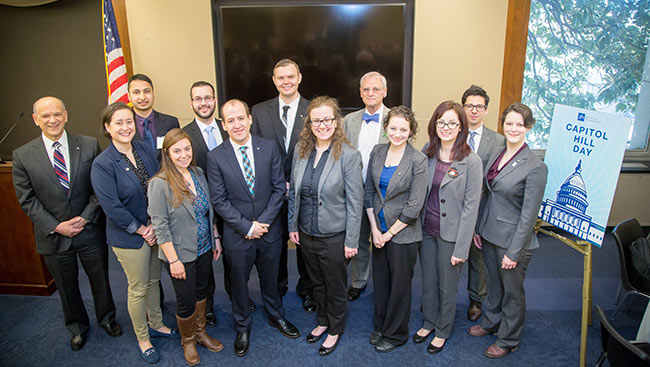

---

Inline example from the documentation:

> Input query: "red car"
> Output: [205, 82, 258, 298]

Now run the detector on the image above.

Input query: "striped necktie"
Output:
[52, 141, 69, 194]
[239, 146, 255, 196]
[469, 131, 477, 152]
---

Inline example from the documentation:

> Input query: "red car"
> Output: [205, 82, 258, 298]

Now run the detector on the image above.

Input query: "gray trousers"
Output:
[419, 233, 463, 339]
[467, 240, 487, 302]
[348, 213, 371, 288]
[480, 238, 533, 348]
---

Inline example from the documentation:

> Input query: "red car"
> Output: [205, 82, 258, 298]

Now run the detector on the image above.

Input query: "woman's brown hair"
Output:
[423, 100, 471, 161]
[297, 96, 350, 160]
[153, 128, 196, 208]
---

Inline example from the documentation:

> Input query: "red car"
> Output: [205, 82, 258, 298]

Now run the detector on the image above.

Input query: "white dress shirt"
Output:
[279, 95, 301, 152]
[468, 123, 484, 153]
[230, 136, 256, 237]
[42, 130, 71, 178]
[195, 118, 224, 149]
[358, 105, 385, 182]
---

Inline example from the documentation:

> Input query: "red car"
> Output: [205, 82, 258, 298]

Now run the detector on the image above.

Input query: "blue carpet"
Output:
[0, 228, 647, 366]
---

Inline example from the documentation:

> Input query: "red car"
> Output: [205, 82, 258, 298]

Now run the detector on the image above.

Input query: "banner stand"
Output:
[534, 219, 592, 367]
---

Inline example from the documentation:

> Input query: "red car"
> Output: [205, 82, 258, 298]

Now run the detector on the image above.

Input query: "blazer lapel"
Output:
[189, 121, 209, 155]
[67, 134, 81, 190]
[372, 145, 388, 204]
[287, 97, 307, 156]
[293, 155, 308, 199]
[32, 139, 67, 195]
[440, 160, 466, 188]
[224, 140, 254, 199]
[348, 113, 363, 147]
[317, 152, 336, 195]
[385, 144, 413, 199]
[493, 147, 530, 185]
[426, 155, 437, 191]
[111, 143, 146, 203]
[267, 99, 286, 152]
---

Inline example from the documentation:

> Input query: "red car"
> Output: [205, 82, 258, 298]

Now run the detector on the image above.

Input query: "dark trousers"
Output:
[278, 202, 312, 297]
[480, 238, 533, 348]
[467, 239, 487, 302]
[372, 240, 418, 345]
[42, 241, 116, 336]
[164, 251, 211, 318]
[300, 230, 347, 335]
[419, 233, 463, 338]
[226, 238, 284, 333]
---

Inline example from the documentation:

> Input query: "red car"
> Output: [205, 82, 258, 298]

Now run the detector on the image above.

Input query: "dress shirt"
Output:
[135, 111, 156, 142]
[279, 95, 301, 151]
[42, 130, 71, 178]
[298, 147, 331, 236]
[195, 118, 224, 149]
[230, 136, 256, 237]
[358, 105, 385, 182]
[467, 124, 484, 153]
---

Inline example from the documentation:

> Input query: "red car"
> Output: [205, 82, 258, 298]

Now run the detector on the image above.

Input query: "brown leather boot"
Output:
[176, 312, 200, 366]
[195, 299, 224, 352]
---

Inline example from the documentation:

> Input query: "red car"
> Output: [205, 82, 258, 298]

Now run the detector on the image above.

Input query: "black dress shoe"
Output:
[306, 327, 328, 343]
[427, 340, 445, 354]
[318, 334, 341, 356]
[234, 331, 250, 357]
[374, 338, 397, 353]
[101, 320, 123, 337]
[347, 287, 365, 301]
[70, 331, 87, 351]
[369, 330, 383, 345]
[302, 295, 316, 313]
[268, 318, 300, 338]
[413, 330, 432, 344]
[206, 310, 217, 327]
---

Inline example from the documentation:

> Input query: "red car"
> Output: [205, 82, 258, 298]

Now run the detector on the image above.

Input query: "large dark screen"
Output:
[215, 3, 409, 111]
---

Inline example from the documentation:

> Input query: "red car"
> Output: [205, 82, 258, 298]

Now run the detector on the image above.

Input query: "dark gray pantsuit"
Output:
[419, 233, 463, 339]
[300, 231, 348, 335]
[480, 238, 533, 348]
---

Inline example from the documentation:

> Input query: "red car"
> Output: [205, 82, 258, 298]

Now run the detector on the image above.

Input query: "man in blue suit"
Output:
[207, 99, 300, 357]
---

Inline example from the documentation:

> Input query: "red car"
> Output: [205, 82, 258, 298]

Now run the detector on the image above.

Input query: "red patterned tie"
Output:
[52, 142, 69, 194]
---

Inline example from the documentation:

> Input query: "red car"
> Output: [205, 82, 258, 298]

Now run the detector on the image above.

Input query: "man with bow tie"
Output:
[343, 71, 390, 301]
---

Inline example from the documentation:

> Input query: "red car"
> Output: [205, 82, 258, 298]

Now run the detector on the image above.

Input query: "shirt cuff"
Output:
[246, 223, 255, 237]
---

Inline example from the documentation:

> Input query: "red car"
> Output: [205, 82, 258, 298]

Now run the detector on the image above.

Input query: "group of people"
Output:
[12, 58, 548, 364]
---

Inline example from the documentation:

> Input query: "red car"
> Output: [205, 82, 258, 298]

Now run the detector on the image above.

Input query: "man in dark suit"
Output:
[250, 58, 315, 313]
[182, 81, 229, 327]
[343, 71, 390, 302]
[12, 96, 121, 351]
[127, 73, 180, 156]
[208, 99, 300, 357]
[461, 85, 506, 322]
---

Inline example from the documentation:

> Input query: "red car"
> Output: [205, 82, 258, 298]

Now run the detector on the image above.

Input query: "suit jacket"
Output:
[474, 126, 506, 231]
[251, 96, 310, 180]
[133, 110, 180, 157]
[148, 167, 215, 263]
[91, 140, 160, 249]
[288, 144, 364, 248]
[364, 143, 428, 244]
[207, 136, 285, 251]
[12, 133, 105, 255]
[479, 145, 548, 261]
[342, 106, 390, 148]
[182, 119, 228, 173]
[422, 147, 483, 259]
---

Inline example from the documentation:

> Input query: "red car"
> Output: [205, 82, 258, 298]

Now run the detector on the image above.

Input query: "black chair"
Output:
[595, 306, 650, 366]
[612, 218, 650, 319]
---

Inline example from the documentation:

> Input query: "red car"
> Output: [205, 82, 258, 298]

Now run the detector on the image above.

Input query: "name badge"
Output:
[156, 136, 165, 150]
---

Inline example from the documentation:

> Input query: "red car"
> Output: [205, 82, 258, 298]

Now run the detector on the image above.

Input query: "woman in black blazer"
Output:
[414, 101, 483, 354]
[288, 96, 364, 355]
[91, 102, 176, 364]
[148, 129, 224, 365]
[364, 105, 428, 353]
[467, 103, 547, 358]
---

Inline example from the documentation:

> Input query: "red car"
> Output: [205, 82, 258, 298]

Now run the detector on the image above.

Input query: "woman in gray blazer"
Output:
[148, 129, 224, 365]
[467, 103, 547, 359]
[364, 105, 428, 353]
[414, 101, 483, 354]
[288, 96, 364, 355]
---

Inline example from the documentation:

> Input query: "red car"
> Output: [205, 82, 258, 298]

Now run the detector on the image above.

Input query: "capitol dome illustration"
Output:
[539, 160, 604, 245]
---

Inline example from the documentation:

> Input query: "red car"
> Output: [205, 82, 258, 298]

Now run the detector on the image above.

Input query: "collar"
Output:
[364, 105, 385, 120]
[42, 130, 68, 149]
[280, 95, 301, 110]
[135, 111, 155, 125]
[195, 118, 219, 132]
[230, 135, 253, 152]
[469, 124, 484, 136]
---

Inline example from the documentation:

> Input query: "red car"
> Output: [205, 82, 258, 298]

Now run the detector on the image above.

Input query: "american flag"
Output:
[102, 0, 129, 104]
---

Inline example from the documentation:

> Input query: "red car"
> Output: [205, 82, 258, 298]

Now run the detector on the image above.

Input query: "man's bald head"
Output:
[33, 96, 66, 114]
[32, 96, 68, 141]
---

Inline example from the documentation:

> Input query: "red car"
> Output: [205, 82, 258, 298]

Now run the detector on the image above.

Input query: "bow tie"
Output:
[362, 113, 379, 123]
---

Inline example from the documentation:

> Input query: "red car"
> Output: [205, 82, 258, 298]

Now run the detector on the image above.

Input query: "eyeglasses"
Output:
[192, 96, 214, 103]
[361, 87, 383, 94]
[311, 117, 336, 127]
[436, 120, 459, 129]
[463, 104, 487, 112]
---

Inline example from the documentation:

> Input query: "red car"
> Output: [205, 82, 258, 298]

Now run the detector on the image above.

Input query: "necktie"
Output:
[143, 118, 156, 152]
[205, 126, 218, 151]
[469, 131, 477, 152]
[282, 105, 290, 151]
[362, 112, 379, 124]
[52, 142, 69, 194]
[240, 146, 255, 196]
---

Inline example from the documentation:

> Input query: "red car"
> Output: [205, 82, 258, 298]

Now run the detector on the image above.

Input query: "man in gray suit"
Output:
[343, 71, 389, 301]
[461, 85, 506, 322]
[12, 96, 121, 351]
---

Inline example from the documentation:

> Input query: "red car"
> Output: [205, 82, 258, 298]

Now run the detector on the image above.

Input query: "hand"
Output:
[213, 238, 222, 261]
[344, 246, 358, 259]
[289, 231, 300, 245]
[137, 224, 157, 245]
[246, 221, 269, 239]
[54, 217, 85, 237]
[450, 256, 465, 266]
[380, 231, 393, 244]
[170, 260, 186, 279]
[501, 254, 518, 270]
[371, 228, 385, 248]
[70, 216, 88, 229]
